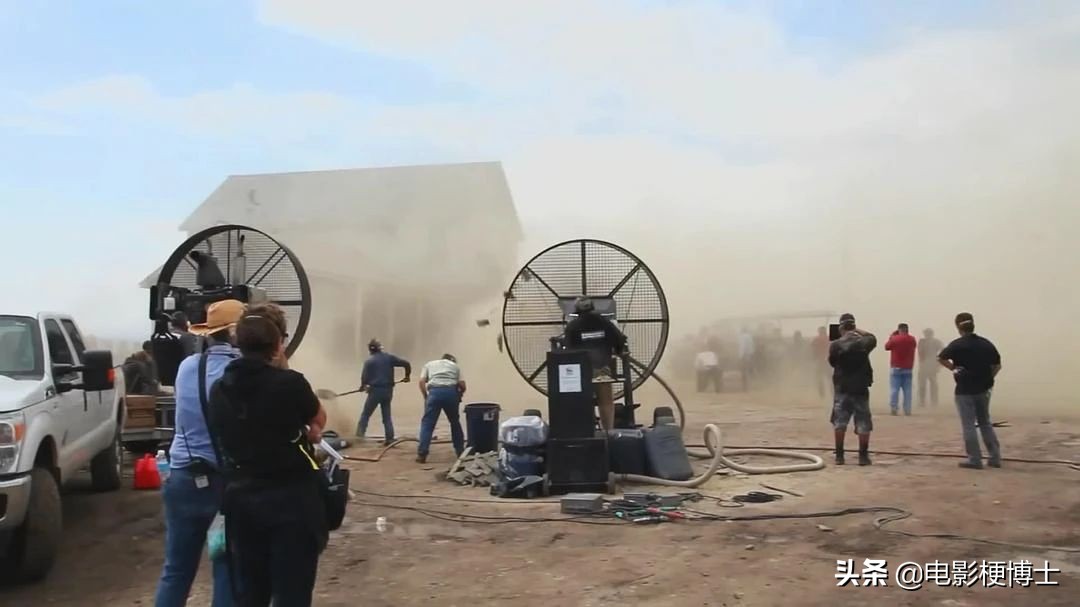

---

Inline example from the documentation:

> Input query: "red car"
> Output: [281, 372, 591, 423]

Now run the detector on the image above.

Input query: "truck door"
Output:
[43, 318, 88, 473]
[60, 319, 112, 445]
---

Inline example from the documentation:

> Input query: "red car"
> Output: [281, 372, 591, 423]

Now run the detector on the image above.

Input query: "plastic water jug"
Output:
[155, 449, 170, 483]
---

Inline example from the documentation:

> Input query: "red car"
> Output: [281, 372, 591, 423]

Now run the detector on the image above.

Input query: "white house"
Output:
[139, 161, 522, 363]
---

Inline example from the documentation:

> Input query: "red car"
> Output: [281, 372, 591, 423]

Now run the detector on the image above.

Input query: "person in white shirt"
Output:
[738, 327, 756, 391]
[415, 353, 466, 463]
[695, 349, 722, 393]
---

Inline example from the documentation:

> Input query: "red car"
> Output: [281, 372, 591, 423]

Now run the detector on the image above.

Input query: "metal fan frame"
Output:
[501, 238, 670, 397]
[157, 224, 312, 357]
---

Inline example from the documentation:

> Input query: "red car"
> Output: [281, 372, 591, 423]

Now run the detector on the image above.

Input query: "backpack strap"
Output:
[198, 351, 227, 471]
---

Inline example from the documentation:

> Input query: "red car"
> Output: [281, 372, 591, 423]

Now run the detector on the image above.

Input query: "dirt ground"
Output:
[3, 381, 1079, 607]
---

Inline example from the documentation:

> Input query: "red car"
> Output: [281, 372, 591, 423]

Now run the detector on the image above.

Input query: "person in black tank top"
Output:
[208, 303, 328, 606]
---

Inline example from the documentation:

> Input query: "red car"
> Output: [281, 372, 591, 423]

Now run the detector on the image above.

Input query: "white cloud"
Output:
[36, 75, 360, 144]
[249, 0, 1080, 241]
[255, 0, 1079, 151]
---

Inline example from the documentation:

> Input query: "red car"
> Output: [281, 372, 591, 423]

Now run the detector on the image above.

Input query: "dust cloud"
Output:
[292, 17, 1080, 427]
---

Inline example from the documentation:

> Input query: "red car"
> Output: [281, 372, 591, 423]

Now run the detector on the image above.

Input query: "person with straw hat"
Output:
[155, 298, 245, 607]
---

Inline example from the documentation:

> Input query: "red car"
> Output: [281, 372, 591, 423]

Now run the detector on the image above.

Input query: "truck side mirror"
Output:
[80, 350, 115, 391]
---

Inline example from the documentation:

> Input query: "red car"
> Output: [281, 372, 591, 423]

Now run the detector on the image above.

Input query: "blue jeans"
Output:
[357, 386, 395, 442]
[155, 467, 233, 607]
[417, 386, 465, 457]
[889, 368, 914, 414]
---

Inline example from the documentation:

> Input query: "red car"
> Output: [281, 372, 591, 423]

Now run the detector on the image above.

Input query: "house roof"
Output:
[139, 161, 522, 290]
[178, 161, 520, 236]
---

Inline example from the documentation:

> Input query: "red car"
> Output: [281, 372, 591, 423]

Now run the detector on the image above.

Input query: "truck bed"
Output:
[120, 394, 175, 452]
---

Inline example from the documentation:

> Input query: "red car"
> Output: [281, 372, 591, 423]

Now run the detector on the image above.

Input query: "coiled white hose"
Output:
[616, 358, 825, 488]
[616, 423, 825, 488]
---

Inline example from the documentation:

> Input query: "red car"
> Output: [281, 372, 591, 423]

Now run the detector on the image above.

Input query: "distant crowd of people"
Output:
[688, 312, 1003, 471]
[689, 322, 948, 409]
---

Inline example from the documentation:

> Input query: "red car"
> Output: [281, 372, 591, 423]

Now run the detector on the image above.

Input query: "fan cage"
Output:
[501, 239, 669, 396]
[157, 225, 311, 356]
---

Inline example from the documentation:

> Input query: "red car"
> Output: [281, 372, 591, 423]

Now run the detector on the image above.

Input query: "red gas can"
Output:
[133, 453, 161, 490]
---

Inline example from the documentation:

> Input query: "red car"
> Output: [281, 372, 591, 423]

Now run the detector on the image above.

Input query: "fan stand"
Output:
[501, 239, 669, 496]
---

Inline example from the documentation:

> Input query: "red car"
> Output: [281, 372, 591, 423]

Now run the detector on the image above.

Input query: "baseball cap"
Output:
[839, 313, 856, 325]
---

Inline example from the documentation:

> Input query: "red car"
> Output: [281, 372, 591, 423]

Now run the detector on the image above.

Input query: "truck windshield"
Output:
[0, 316, 44, 379]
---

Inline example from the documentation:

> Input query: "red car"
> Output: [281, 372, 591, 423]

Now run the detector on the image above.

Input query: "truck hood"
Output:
[0, 376, 49, 412]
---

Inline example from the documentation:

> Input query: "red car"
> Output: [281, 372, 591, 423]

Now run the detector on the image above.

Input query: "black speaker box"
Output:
[546, 350, 596, 439]
[546, 437, 610, 494]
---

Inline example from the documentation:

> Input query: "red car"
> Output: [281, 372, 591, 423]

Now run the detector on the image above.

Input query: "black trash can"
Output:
[464, 402, 501, 453]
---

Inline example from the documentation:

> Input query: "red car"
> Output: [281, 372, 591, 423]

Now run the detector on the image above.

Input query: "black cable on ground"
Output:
[341, 437, 452, 463]
[731, 491, 783, 504]
[348, 500, 620, 526]
[351, 497, 1080, 553]
[351, 487, 561, 505]
[685, 443, 1080, 469]
[870, 509, 1080, 553]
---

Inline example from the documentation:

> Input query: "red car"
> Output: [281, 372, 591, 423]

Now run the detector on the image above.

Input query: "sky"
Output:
[1, 1, 1078, 350]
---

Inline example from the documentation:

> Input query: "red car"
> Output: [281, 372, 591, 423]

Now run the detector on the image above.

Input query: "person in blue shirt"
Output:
[154, 299, 245, 607]
[356, 339, 411, 444]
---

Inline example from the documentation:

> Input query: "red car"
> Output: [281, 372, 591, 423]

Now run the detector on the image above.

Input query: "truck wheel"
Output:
[90, 430, 123, 492]
[5, 468, 62, 582]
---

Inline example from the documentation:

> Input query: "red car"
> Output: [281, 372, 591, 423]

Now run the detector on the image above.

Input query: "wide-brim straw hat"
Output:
[189, 299, 246, 336]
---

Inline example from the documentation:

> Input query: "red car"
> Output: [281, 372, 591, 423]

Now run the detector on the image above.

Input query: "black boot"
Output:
[858, 450, 872, 466]
[835, 449, 845, 465]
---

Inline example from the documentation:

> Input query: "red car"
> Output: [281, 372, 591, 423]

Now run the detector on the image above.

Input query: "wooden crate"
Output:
[125, 395, 157, 430]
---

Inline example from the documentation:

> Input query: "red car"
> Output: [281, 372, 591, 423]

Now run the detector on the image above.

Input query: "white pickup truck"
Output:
[0, 312, 125, 582]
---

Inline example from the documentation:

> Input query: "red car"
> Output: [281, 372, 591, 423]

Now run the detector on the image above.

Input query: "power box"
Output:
[560, 493, 606, 514]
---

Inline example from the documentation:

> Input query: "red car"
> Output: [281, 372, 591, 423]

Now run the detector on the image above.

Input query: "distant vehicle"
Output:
[0, 313, 124, 582]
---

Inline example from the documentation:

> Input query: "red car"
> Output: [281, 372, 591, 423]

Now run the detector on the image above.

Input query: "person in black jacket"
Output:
[123, 341, 159, 395]
[208, 303, 328, 606]
[828, 313, 877, 466]
[563, 297, 627, 431]
[170, 312, 201, 357]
